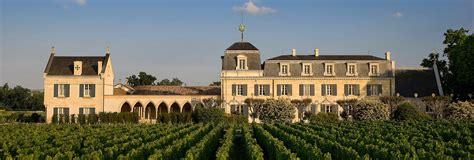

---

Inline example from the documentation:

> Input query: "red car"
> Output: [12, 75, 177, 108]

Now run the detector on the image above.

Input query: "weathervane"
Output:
[239, 12, 246, 42]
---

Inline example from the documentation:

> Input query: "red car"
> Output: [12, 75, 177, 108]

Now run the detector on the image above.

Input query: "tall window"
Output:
[53, 107, 69, 115]
[325, 85, 332, 95]
[325, 105, 332, 113]
[345, 84, 359, 96]
[282, 85, 288, 96]
[349, 65, 355, 74]
[59, 84, 66, 97]
[84, 84, 91, 97]
[238, 59, 246, 70]
[237, 85, 244, 96]
[282, 65, 288, 74]
[236, 55, 247, 70]
[258, 85, 265, 96]
[302, 63, 312, 76]
[79, 107, 95, 115]
[369, 63, 379, 76]
[300, 84, 311, 96]
[324, 63, 335, 76]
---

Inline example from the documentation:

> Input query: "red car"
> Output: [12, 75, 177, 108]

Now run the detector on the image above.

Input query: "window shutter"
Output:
[243, 105, 248, 115]
[79, 84, 84, 97]
[277, 85, 281, 96]
[367, 85, 372, 96]
[54, 84, 58, 97]
[332, 85, 337, 96]
[299, 84, 304, 96]
[90, 108, 95, 114]
[65, 84, 70, 97]
[321, 84, 326, 96]
[320, 105, 325, 113]
[310, 84, 315, 96]
[53, 108, 58, 115]
[355, 85, 360, 96]
[91, 84, 96, 97]
[254, 85, 259, 96]
[243, 85, 247, 96]
[378, 85, 383, 95]
[264, 85, 270, 96]
[64, 108, 69, 115]
[232, 85, 236, 96]
[311, 104, 316, 113]
[344, 84, 348, 96]
[79, 108, 84, 115]
[287, 85, 292, 96]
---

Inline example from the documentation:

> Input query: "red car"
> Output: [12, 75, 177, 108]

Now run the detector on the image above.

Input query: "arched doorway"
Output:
[183, 102, 192, 113]
[133, 102, 144, 118]
[171, 102, 180, 113]
[121, 102, 132, 112]
[158, 102, 168, 114]
[145, 103, 156, 119]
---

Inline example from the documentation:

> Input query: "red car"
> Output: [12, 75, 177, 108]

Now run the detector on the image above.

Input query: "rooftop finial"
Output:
[50, 46, 56, 54]
[239, 12, 246, 42]
[106, 46, 110, 54]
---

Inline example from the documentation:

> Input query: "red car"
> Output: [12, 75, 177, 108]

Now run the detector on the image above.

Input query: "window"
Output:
[53, 107, 69, 115]
[322, 84, 337, 96]
[299, 84, 313, 96]
[232, 84, 247, 96]
[80, 84, 95, 97]
[325, 105, 332, 113]
[279, 63, 290, 76]
[324, 63, 335, 76]
[367, 84, 382, 96]
[344, 84, 359, 96]
[258, 85, 265, 96]
[326, 85, 332, 95]
[346, 63, 358, 76]
[301, 63, 312, 76]
[369, 63, 379, 76]
[282, 85, 288, 96]
[231, 104, 247, 115]
[54, 84, 69, 98]
[79, 107, 95, 115]
[236, 55, 248, 70]
[84, 84, 91, 97]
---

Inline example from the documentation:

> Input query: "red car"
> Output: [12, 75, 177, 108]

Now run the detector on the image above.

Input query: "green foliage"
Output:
[258, 98, 296, 123]
[353, 99, 389, 121]
[444, 101, 474, 120]
[216, 125, 235, 160]
[126, 72, 157, 87]
[0, 111, 45, 123]
[253, 124, 299, 160]
[98, 112, 139, 123]
[308, 112, 339, 123]
[157, 78, 184, 86]
[192, 107, 224, 123]
[241, 124, 264, 160]
[392, 102, 431, 121]
[0, 83, 45, 111]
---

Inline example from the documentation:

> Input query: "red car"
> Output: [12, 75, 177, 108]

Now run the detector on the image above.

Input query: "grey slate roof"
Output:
[268, 55, 386, 61]
[226, 42, 259, 50]
[45, 56, 106, 75]
[395, 68, 439, 97]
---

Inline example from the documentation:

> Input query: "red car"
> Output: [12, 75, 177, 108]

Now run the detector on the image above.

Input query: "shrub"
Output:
[353, 99, 389, 121]
[392, 102, 431, 121]
[444, 101, 474, 120]
[78, 114, 86, 124]
[193, 107, 224, 123]
[258, 98, 296, 123]
[308, 112, 339, 123]
[98, 112, 139, 124]
[52, 114, 58, 124]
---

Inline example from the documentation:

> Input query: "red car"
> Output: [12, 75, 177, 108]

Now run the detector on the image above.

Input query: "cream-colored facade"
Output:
[44, 41, 395, 123]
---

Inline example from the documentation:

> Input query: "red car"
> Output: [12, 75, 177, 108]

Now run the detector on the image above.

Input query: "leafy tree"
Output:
[244, 98, 265, 122]
[157, 78, 184, 86]
[201, 97, 223, 108]
[307, 112, 339, 123]
[379, 96, 406, 115]
[422, 96, 451, 119]
[126, 72, 157, 87]
[336, 99, 359, 119]
[392, 102, 430, 121]
[257, 98, 296, 123]
[352, 99, 389, 121]
[192, 107, 224, 123]
[209, 81, 221, 86]
[0, 83, 44, 111]
[444, 101, 474, 120]
[290, 98, 312, 121]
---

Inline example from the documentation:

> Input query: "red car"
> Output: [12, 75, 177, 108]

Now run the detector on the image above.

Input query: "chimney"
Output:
[73, 61, 82, 75]
[385, 52, 391, 60]
[292, 49, 296, 56]
[314, 48, 319, 57]
[97, 60, 103, 75]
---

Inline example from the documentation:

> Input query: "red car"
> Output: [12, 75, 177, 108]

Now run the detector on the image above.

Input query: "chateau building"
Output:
[43, 33, 441, 123]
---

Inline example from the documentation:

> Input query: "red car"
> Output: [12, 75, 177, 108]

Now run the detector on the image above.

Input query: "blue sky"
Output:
[1, 0, 472, 89]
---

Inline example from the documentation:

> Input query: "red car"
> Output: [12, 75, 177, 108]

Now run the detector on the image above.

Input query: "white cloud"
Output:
[392, 11, 403, 18]
[233, 1, 276, 15]
[73, 0, 87, 6]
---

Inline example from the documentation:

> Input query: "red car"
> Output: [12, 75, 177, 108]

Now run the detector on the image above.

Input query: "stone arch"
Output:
[145, 102, 157, 119]
[183, 102, 192, 113]
[157, 102, 168, 114]
[171, 102, 181, 113]
[120, 101, 132, 112]
[133, 101, 144, 118]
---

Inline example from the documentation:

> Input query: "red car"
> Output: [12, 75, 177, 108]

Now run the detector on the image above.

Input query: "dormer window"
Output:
[279, 63, 290, 76]
[301, 63, 313, 76]
[236, 55, 248, 70]
[324, 63, 335, 76]
[369, 63, 380, 76]
[346, 63, 358, 76]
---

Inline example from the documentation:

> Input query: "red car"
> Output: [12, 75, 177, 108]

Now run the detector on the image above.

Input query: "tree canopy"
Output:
[126, 72, 184, 87]
[0, 83, 45, 111]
